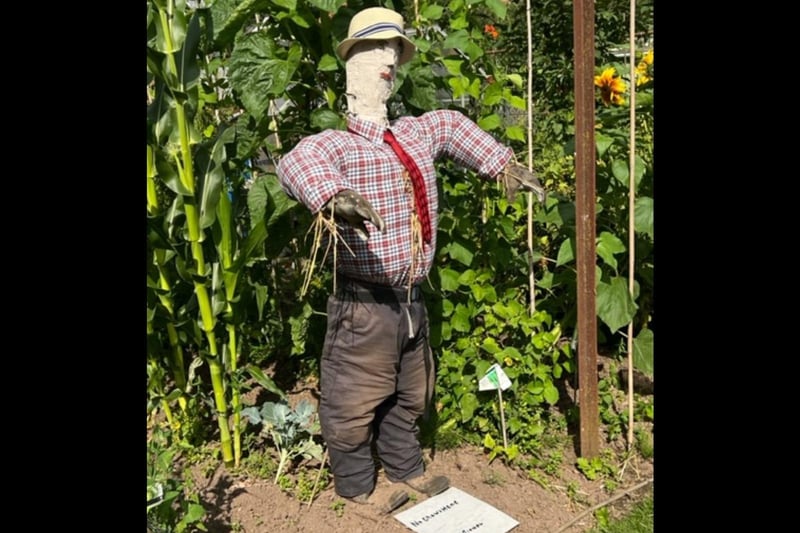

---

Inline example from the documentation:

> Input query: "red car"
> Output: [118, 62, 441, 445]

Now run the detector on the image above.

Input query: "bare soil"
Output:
[192, 367, 654, 533]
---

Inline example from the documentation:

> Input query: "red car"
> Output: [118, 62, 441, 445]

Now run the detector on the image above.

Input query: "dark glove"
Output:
[322, 189, 386, 241]
[503, 162, 546, 204]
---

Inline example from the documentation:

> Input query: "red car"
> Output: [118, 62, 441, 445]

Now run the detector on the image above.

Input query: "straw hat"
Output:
[336, 7, 416, 66]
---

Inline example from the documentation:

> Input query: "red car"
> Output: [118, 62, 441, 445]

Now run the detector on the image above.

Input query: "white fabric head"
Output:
[345, 39, 402, 127]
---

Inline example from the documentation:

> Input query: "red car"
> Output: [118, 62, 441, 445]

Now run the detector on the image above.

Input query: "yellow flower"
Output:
[594, 67, 626, 106]
[635, 49, 653, 86]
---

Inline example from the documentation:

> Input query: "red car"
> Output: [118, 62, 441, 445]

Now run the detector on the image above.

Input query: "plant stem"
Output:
[156, 0, 233, 467]
[227, 325, 241, 467]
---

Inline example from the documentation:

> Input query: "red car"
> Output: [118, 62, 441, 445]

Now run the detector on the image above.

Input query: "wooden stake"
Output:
[498, 387, 508, 450]
[307, 447, 329, 508]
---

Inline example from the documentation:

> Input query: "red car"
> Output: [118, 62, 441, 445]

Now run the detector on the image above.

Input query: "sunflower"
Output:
[594, 67, 626, 106]
[635, 49, 654, 86]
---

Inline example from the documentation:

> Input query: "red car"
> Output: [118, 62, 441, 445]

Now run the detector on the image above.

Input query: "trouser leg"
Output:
[375, 299, 436, 482]
[318, 293, 406, 497]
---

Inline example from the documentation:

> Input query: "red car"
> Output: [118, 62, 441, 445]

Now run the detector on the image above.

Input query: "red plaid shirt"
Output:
[277, 109, 513, 287]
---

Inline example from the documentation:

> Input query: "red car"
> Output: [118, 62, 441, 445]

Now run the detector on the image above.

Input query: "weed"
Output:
[435, 426, 465, 450]
[482, 469, 505, 486]
[586, 495, 653, 533]
[566, 480, 588, 505]
[147, 426, 208, 533]
[238, 448, 277, 481]
[543, 449, 564, 476]
[634, 397, 654, 422]
[577, 449, 618, 482]
[603, 478, 618, 493]
[277, 473, 294, 493]
[594, 506, 611, 529]
[330, 499, 346, 517]
[526, 468, 550, 490]
[635, 428, 654, 459]
[295, 467, 330, 502]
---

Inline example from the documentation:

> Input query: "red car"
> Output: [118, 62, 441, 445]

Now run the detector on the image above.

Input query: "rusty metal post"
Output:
[573, 0, 599, 458]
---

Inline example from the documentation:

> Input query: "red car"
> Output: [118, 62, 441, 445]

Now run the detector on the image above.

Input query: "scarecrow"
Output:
[277, 6, 545, 515]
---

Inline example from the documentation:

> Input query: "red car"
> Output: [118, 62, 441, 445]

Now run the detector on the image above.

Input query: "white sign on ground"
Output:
[394, 487, 519, 533]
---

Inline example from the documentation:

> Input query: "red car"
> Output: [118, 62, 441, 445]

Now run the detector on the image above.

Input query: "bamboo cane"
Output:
[307, 447, 330, 508]
[497, 388, 508, 450]
[525, 0, 536, 315]
[626, 0, 637, 450]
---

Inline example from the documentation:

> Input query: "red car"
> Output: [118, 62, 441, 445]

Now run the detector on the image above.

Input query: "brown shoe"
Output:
[403, 470, 450, 496]
[347, 483, 410, 515]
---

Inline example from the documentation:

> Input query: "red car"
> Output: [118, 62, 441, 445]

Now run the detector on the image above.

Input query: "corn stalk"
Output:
[148, 0, 233, 465]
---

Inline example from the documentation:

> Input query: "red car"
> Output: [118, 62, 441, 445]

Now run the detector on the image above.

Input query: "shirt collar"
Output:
[346, 115, 388, 145]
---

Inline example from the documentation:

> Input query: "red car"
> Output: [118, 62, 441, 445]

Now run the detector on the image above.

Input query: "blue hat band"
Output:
[352, 22, 403, 39]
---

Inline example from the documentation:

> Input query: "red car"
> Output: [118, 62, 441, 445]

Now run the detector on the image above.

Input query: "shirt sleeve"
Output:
[276, 132, 346, 213]
[420, 109, 514, 179]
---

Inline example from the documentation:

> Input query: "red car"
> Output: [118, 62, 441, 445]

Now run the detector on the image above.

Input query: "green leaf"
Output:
[610, 155, 646, 189]
[229, 34, 301, 121]
[634, 196, 654, 238]
[182, 502, 206, 523]
[543, 382, 559, 405]
[473, 283, 497, 303]
[151, 1, 187, 54]
[421, 4, 444, 19]
[241, 406, 262, 424]
[175, 12, 201, 91]
[441, 59, 464, 77]
[485, 0, 508, 18]
[442, 29, 471, 51]
[633, 328, 654, 376]
[447, 239, 475, 266]
[596, 133, 614, 158]
[596, 231, 626, 271]
[305, 0, 345, 11]
[481, 337, 501, 354]
[439, 267, 461, 291]
[596, 276, 637, 332]
[460, 392, 479, 422]
[556, 238, 575, 266]
[317, 54, 339, 72]
[198, 126, 236, 229]
[457, 269, 476, 286]
[462, 42, 485, 62]
[506, 74, 523, 89]
[246, 364, 287, 399]
[310, 108, 343, 131]
[403, 65, 440, 111]
[483, 82, 503, 105]
[210, 0, 272, 49]
[451, 304, 472, 332]
[478, 114, 502, 131]
[505, 93, 526, 110]
[505, 126, 525, 141]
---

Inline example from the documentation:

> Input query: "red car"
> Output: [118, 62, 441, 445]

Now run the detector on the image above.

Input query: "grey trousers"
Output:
[319, 283, 435, 498]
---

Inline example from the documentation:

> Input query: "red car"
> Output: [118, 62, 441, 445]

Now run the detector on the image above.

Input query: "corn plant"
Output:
[146, 0, 296, 467]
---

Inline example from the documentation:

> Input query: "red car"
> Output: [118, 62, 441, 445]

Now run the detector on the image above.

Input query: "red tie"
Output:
[383, 129, 432, 244]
